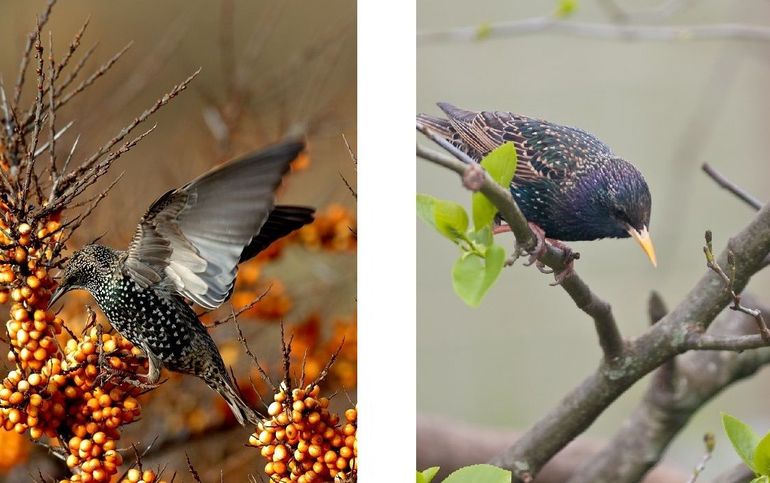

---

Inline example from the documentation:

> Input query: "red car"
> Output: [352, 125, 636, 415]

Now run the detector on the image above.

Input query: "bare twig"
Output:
[186, 453, 203, 483]
[234, 318, 275, 392]
[418, 16, 770, 44]
[13, 0, 55, 108]
[703, 230, 770, 341]
[206, 285, 272, 328]
[687, 433, 715, 483]
[702, 163, 763, 211]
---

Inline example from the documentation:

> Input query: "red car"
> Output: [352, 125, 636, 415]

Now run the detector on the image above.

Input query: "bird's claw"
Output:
[507, 222, 580, 285]
[548, 244, 580, 286]
[515, 222, 547, 267]
[94, 363, 163, 391]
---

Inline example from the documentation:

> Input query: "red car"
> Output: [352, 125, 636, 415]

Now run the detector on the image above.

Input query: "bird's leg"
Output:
[139, 341, 162, 385]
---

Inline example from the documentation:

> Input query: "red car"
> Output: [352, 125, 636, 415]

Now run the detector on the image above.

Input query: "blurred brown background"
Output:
[0, 0, 356, 480]
[417, 0, 770, 479]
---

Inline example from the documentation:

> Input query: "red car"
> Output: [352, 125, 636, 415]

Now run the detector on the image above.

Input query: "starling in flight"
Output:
[50, 140, 314, 425]
[417, 103, 657, 266]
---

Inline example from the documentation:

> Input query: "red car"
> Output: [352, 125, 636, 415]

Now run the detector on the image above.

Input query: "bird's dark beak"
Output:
[626, 226, 657, 267]
[48, 284, 68, 308]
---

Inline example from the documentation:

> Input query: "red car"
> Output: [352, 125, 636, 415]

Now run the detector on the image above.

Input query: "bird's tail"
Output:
[209, 373, 261, 426]
[416, 112, 454, 139]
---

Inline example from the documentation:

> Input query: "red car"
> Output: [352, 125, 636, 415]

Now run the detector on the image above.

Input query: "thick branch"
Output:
[416, 141, 624, 361]
[487, 201, 770, 480]
[569, 301, 770, 483]
[417, 414, 688, 483]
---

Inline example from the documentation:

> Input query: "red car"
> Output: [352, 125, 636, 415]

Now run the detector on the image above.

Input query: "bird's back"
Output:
[417, 103, 642, 241]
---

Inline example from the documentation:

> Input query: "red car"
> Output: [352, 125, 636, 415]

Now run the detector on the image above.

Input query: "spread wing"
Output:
[418, 102, 614, 185]
[124, 139, 305, 309]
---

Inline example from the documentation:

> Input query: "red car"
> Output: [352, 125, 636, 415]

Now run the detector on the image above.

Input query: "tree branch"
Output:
[702, 163, 762, 211]
[416, 139, 625, 361]
[418, 16, 770, 44]
[418, 134, 770, 481]
[568, 299, 770, 483]
[417, 414, 688, 483]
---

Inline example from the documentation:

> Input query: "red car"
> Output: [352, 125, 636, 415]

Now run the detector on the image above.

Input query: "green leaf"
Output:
[482, 142, 518, 187]
[723, 413, 761, 472]
[417, 467, 440, 483]
[417, 193, 438, 231]
[451, 244, 506, 307]
[754, 433, 770, 476]
[555, 0, 578, 17]
[750, 476, 770, 483]
[417, 194, 469, 243]
[443, 464, 511, 483]
[433, 198, 469, 242]
[471, 142, 518, 230]
[469, 226, 493, 248]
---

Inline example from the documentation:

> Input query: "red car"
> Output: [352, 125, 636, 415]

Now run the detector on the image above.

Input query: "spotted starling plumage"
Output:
[417, 102, 657, 265]
[50, 140, 315, 425]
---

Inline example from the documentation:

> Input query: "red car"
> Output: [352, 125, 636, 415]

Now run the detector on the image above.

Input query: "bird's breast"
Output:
[94, 278, 194, 362]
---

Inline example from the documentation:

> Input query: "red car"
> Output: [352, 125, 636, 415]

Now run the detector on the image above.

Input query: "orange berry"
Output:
[345, 408, 356, 422]
[27, 276, 40, 289]
[125, 469, 141, 482]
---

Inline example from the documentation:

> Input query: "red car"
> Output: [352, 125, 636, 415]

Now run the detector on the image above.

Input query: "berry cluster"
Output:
[58, 326, 147, 482]
[0, 215, 155, 481]
[119, 468, 166, 483]
[249, 383, 357, 482]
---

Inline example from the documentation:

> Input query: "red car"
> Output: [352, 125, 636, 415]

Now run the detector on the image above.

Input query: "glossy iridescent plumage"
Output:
[417, 103, 656, 265]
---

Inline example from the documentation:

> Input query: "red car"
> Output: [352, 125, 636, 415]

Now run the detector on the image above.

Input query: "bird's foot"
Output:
[544, 240, 580, 286]
[521, 223, 548, 267]
[95, 363, 164, 391]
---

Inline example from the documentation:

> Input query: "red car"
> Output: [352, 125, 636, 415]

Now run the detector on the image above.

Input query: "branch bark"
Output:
[416, 414, 688, 483]
[568, 297, 770, 483]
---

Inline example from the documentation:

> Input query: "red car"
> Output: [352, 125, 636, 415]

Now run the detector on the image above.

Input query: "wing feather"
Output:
[124, 139, 306, 309]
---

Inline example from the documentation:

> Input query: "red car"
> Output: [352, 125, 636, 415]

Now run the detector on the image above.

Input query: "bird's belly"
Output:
[96, 291, 195, 364]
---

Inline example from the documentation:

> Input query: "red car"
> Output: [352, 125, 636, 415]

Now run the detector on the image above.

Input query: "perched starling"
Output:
[417, 103, 657, 266]
[50, 140, 315, 425]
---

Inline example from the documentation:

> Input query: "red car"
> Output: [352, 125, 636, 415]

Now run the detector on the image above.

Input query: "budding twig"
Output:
[686, 433, 715, 483]
[703, 230, 770, 342]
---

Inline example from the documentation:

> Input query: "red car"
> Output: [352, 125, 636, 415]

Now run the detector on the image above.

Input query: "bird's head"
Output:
[585, 158, 656, 266]
[49, 244, 119, 306]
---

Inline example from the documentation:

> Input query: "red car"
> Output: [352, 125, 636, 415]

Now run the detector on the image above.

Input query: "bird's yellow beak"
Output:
[627, 226, 657, 267]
